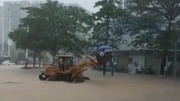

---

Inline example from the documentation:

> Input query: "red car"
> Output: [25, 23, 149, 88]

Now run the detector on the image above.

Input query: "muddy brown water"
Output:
[0, 65, 180, 101]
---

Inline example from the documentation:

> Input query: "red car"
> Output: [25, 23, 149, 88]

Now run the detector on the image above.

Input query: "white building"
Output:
[0, 1, 44, 59]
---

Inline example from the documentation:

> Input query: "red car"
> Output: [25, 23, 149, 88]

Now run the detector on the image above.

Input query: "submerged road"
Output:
[0, 65, 180, 101]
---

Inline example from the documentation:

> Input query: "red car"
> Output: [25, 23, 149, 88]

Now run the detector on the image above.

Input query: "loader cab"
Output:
[56, 55, 74, 71]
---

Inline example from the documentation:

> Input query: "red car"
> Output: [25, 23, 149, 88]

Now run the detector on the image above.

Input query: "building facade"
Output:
[0, 1, 44, 60]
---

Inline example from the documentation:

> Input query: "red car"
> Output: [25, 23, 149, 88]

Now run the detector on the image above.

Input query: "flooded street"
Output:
[0, 65, 180, 101]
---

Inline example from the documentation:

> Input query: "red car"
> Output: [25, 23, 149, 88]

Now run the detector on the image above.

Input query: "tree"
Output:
[39, 0, 92, 61]
[18, 6, 49, 67]
[91, 0, 128, 48]
[38, 0, 63, 61]
[9, 0, 93, 66]
[127, 0, 180, 75]
[91, 0, 130, 76]
[9, 28, 28, 50]
[10, 6, 50, 67]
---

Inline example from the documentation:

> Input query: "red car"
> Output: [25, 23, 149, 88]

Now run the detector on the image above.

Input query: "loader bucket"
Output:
[96, 52, 112, 64]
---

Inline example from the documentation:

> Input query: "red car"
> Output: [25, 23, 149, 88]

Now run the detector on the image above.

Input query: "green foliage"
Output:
[9, 28, 28, 49]
[9, 0, 93, 61]
[17, 52, 26, 61]
[91, 0, 129, 48]
[127, 0, 180, 50]
[39, 0, 92, 57]
[125, 0, 180, 74]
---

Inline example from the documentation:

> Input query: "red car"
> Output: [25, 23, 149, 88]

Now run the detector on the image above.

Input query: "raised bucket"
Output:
[96, 52, 112, 64]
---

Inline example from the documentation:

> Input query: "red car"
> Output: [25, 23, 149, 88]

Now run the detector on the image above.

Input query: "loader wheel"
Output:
[84, 77, 90, 80]
[73, 77, 85, 83]
[39, 73, 47, 80]
[47, 76, 57, 81]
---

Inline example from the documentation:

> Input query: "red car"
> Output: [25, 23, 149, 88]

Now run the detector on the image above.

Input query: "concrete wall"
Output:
[114, 51, 129, 68]
[114, 50, 180, 75]
[145, 55, 161, 74]
[114, 51, 145, 70]
[114, 51, 162, 74]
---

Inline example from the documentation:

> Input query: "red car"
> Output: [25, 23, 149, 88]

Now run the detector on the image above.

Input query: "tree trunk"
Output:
[174, 41, 177, 78]
[39, 56, 41, 68]
[103, 64, 106, 76]
[110, 54, 114, 76]
[160, 51, 167, 75]
[38, 52, 42, 68]
[103, 4, 110, 76]
[105, 13, 110, 45]
[25, 49, 28, 68]
[52, 46, 57, 63]
[25, 58, 28, 68]
[160, 21, 172, 75]
[52, 53, 56, 64]
[33, 51, 37, 68]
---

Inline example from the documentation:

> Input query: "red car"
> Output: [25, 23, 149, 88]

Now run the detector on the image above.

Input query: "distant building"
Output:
[0, 1, 44, 59]
[111, 0, 180, 75]
[0, 6, 3, 56]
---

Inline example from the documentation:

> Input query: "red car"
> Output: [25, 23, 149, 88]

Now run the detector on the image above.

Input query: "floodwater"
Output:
[0, 65, 180, 101]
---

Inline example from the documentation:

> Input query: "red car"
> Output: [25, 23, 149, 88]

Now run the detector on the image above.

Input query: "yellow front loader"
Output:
[39, 46, 112, 83]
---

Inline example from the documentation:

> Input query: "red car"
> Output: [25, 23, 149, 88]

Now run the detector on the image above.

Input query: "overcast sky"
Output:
[0, 0, 100, 12]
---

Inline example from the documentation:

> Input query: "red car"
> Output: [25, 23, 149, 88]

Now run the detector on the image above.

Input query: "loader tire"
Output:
[84, 77, 90, 80]
[39, 73, 47, 80]
[73, 77, 85, 83]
